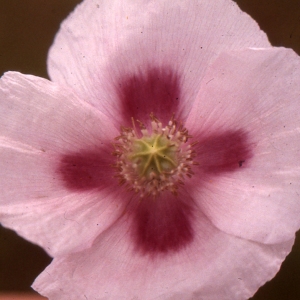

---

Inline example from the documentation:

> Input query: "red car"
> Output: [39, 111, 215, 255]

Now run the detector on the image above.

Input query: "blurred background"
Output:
[0, 0, 299, 299]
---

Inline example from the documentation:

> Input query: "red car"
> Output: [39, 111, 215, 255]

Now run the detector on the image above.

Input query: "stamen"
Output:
[112, 114, 197, 198]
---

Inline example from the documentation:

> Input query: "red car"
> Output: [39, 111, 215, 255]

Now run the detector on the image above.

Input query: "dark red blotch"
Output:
[117, 67, 182, 126]
[195, 129, 253, 174]
[58, 145, 115, 192]
[133, 194, 194, 255]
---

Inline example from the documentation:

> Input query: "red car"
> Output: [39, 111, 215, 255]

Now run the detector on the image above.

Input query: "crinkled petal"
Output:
[0, 191, 126, 257]
[32, 211, 294, 300]
[0, 72, 118, 152]
[48, 0, 270, 124]
[0, 72, 124, 255]
[186, 47, 300, 244]
[0, 144, 66, 206]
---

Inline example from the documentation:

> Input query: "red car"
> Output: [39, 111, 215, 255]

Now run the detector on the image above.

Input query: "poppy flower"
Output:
[1, 0, 300, 299]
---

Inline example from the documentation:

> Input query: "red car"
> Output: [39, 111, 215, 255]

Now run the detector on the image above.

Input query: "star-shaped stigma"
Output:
[130, 134, 177, 178]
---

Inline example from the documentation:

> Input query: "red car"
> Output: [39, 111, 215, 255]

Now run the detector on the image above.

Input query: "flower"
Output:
[1, 0, 300, 299]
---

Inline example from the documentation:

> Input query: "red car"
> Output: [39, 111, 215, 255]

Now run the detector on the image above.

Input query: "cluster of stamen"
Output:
[112, 114, 198, 198]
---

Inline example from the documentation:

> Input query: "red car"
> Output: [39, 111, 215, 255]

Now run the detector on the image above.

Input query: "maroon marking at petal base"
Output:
[117, 67, 182, 126]
[58, 146, 115, 192]
[133, 193, 194, 256]
[194, 129, 253, 175]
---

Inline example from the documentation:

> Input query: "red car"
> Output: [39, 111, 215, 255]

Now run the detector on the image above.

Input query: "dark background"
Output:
[0, 0, 299, 299]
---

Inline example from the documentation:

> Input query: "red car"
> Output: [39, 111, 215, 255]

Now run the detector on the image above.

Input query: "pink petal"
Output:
[186, 47, 300, 244]
[48, 0, 270, 124]
[0, 191, 126, 257]
[0, 72, 118, 152]
[32, 210, 293, 300]
[0, 72, 125, 255]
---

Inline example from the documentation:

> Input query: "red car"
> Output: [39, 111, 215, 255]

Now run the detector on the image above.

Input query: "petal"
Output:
[33, 210, 294, 300]
[0, 190, 126, 257]
[0, 72, 124, 255]
[0, 143, 65, 207]
[48, 0, 270, 124]
[0, 72, 118, 153]
[186, 47, 300, 244]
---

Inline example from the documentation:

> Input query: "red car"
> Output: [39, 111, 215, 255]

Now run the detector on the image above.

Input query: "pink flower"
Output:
[1, 0, 300, 299]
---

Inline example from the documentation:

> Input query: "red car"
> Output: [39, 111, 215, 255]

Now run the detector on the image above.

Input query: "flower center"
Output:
[112, 114, 197, 197]
[130, 134, 177, 178]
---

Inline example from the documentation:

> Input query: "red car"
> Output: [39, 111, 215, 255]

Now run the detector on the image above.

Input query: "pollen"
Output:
[112, 114, 197, 197]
